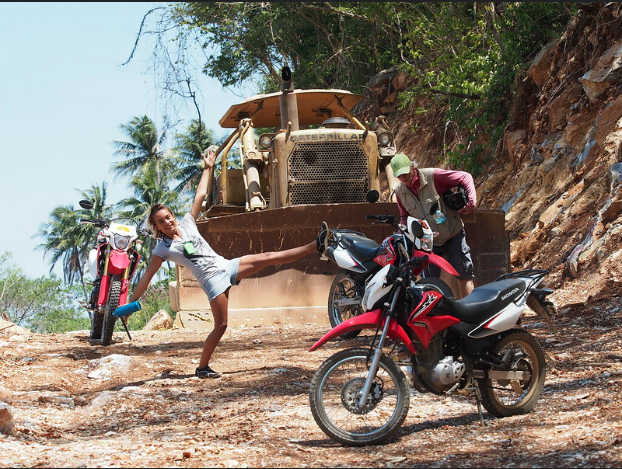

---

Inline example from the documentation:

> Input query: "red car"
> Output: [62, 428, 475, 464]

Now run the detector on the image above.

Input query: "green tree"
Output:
[0, 253, 89, 333]
[396, 2, 575, 172]
[111, 115, 174, 185]
[172, 119, 215, 193]
[133, 2, 575, 175]
[135, 2, 409, 94]
[36, 183, 113, 301]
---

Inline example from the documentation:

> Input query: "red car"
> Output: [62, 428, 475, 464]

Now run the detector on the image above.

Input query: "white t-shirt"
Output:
[152, 213, 229, 288]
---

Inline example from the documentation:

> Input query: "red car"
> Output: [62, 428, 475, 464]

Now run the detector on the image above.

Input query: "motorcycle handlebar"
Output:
[137, 228, 154, 238]
[365, 214, 397, 225]
[80, 218, 107, 227]
[406, 255, 429, 270]
[80, 219, 154, 238]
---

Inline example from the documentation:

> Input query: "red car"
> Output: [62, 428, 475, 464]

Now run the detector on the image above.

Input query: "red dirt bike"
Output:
[325, 190, 459, 339]
[309, 217, 557, 446]
[79, 199, 147, 346]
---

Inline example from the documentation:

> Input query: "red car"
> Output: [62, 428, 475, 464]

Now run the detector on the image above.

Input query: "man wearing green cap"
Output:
[389, 153, 477, 298]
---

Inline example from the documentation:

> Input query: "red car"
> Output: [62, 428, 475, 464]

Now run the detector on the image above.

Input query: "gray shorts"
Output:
[429, 229, 474, 280]
[200, 258, 241, 301]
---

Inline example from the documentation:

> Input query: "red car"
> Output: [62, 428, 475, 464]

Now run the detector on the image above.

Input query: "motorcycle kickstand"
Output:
[471, 385, 486, 427]
[121, 318, 132, 341]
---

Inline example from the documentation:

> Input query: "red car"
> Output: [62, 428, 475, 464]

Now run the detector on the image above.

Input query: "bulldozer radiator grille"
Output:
[288, 141, 369, 204]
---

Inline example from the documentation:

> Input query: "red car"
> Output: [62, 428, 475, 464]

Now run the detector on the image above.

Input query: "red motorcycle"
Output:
[79, 199, 146, 346]
[309, 217, 557, 446]
[325, 191, 459, 339]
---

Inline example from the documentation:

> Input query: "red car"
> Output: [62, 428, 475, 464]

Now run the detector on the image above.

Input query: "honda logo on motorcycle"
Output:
[501, 287, 520, 301]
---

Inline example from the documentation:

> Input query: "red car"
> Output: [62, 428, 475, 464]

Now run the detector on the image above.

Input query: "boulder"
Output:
[579, 39, 622, 102]
[142, 310, 174, 331]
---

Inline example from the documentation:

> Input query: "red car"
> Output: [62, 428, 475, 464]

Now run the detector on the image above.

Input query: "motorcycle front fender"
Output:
[412, 249, 459, 277]
[107, 250, 131, 275]
[308, 310, 416, 353]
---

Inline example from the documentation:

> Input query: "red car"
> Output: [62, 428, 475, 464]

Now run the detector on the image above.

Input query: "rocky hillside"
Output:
[366, 3, 622, 301]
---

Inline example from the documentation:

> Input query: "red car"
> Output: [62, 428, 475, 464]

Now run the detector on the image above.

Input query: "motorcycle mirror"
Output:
[79, 200, 94, 210]
[366, 190, 380, 203]
[410, 219, 424, 239]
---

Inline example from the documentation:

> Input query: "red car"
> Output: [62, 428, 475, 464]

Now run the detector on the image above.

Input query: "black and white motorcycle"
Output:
[324, 190, 459, 339]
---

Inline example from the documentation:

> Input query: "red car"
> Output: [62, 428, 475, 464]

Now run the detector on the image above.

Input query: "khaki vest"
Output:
[395, 168, 464, 246]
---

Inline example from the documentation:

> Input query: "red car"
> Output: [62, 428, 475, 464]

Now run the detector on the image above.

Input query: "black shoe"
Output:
[195, 365, 221, 379]
[316, 221, 329, 256]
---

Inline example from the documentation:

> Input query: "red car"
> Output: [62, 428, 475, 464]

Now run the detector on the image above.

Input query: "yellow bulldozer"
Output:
[170, 68, 509, 329]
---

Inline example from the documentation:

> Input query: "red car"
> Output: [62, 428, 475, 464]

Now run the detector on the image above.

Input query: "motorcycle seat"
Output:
[336, 233, 381, 262]
[450, 278, 527, 323]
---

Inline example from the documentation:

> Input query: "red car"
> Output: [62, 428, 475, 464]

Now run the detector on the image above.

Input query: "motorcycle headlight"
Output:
[113, 233, 131, 250]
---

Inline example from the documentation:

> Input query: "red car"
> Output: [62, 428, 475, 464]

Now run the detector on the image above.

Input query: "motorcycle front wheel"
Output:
[327, 271, 365, 340]
[309, 347, 410, 446]
[416, 276, 454, 298]
[478, 329, 546, 417]
[100, 275, 122, 346]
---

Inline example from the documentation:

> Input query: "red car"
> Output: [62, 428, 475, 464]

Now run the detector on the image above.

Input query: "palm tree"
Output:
[110, 115, 174, 184]
[78, 183, 112, 220]
[172, 119, 215, 194]
[36, 206, 92, 298]
[36, 183, 114, 301]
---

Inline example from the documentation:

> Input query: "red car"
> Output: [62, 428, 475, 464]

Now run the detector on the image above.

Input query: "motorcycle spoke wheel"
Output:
[478, 329, 546, 417]
[328, 272, 364, 339]
[309, 347, 410, 446]
[100, 276, 122, 346]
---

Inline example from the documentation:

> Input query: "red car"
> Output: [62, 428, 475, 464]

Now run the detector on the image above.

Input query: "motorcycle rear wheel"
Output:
[416, 276, 454, 298]
[327, 271, 364, 339]
[100, 275, 122, 346]
[478, 329, 546, 417]
[309, 347, 410, 446]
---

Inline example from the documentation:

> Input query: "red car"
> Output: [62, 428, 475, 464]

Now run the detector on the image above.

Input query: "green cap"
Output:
[390, 153, 412, 177]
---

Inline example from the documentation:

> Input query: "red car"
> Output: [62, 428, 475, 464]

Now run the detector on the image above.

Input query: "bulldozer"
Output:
[170, 68, 509, 330]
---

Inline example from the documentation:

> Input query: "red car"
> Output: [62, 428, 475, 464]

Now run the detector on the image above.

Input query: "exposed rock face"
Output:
[371, 3, 622, 295]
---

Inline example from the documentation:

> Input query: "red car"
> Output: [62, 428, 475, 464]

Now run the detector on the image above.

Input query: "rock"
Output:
[0, 388, 11, 403]
[87, 354, 133, 380]
[505, 130, 527, 161]
[527, 39, 557, 87]
[579, 39, 622, 102]
[0, 318, 31, 336]
[0, 403, 14, 435]
[38, 395, 75, 408]
[142, 310, 174, 331]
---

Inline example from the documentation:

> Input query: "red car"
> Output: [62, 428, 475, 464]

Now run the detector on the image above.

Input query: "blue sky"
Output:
[0, 2, 254, 279]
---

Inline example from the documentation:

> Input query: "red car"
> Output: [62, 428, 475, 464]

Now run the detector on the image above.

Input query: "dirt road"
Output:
[1, 280, 621, 468]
